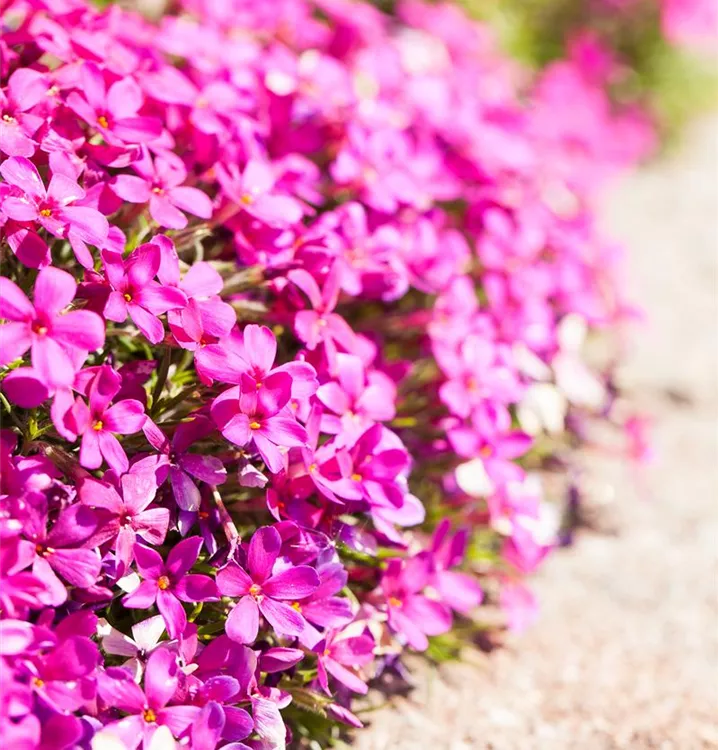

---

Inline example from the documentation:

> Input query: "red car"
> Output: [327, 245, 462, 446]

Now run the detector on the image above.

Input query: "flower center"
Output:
[124, 293, 132, 302]
[479, 445, 493, 458]
[31, 320, 48, 335]
[157, 576, 171, 590]
[142, 708, 157, 723]
[240, 193, 254, 205]
[93, 420, 104, 431]
[351, 473, 362, 482]
[291, 601, 301, 612]
[32, 677, 45, 688]
[97, 114, 110, 129]
[249, 583, 262, 599]
[388, 596, 403, 608]
[2, 114, 15, 123]
[152, 186, 164, 195]
[249, 421, 261, 430]
[39, 208, 52, 217]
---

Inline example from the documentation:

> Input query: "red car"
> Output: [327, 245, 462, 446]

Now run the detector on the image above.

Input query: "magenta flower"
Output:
[0, 157, 109, 268]
[427, 520, 483, 615]
[24, 503, 101, 606]
[97, 647, 200, 748]
[215, 159, 304, 228]
[211, 371, 308, 474]
[315, 352, 396, 443]
[288, 263, 358, 363]
[25, 634, 100, 713]
[314, 629, 374, 695]
[381, 557, 452, 651]
[123, 537, 219, 639]
[198, 323, 318, 399]
[216, 526, 319, 643]
[65, 365, 147, 475]
[0, 536, 52, 617]
[0, 68, 47, 157]
[296, 562, 353, 647]
[111, 149, 213, 229]
[0, 267, 105, 387]
[102, 242, 187, 344]
[67, 62, 162, 145]
[79, 472, 170, 571]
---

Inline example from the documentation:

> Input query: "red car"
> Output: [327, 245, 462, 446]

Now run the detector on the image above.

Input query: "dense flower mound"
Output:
[0, 1, 654, 748]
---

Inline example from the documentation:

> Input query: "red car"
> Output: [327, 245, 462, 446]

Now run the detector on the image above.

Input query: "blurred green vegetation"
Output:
[460, 0, 717, 144]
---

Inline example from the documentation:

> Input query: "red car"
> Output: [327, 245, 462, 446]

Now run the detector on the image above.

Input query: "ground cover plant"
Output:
[0, 1, 661, 748]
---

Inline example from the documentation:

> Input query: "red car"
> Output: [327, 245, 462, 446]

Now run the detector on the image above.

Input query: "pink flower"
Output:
[211, 371, 308, 474]
[288, 263, 358, 364]
[67, 62, 162, 145]
[65, 366, 147, 475]
[97, 647, 201, 748]
[0, 266, 105, 387]
[111, 148, 213, 229]
[313, 629, 374, 695]
[0, 157, 109, 268]
[215, 160, 304, 228]
[0, 68, 48, 157]
[381, 557, 452, 651]
[102, 242, 187, 344]
[216, 526, 319, 643]
[79, 471, 170, 571]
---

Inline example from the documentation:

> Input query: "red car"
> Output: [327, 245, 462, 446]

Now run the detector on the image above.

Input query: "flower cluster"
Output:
[0, 1, 652, 748]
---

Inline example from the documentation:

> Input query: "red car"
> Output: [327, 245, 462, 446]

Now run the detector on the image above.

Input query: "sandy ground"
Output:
[354, 118, 718, 750]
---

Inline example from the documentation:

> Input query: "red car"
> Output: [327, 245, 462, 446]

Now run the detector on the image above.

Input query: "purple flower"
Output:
[111, 148, 213, 230]
[216, 526, 319, 643]
[211, 371, 308, 474]
[0, 266, 105, 387]
[97, 647, 200, 748]
[0, 157, 109, 268]
[144, 416, 227, 512]
[102, 242, 188, 344]
[123, 537, 219, 639]
[296, 561, 353, 647]
[67, 62, 162, 145]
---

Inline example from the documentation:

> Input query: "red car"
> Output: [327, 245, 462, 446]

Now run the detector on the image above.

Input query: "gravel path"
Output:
[354, 117, 718, 750]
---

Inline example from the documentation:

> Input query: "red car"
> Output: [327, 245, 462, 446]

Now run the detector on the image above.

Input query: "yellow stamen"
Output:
[157, 576, 171, 590]
[93, 420, 104, 431]
[249, 583, 262, 598]
[39, 208, 52, 217]
[143, 708, 157, 723]
[388, 596, 402, 608]
[291, 601, 301, 612]
[351, 473, 361, 482]
[249, 421, 261, 430]
[97, 115, 109, 129]
[32, 677, 45, 688]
